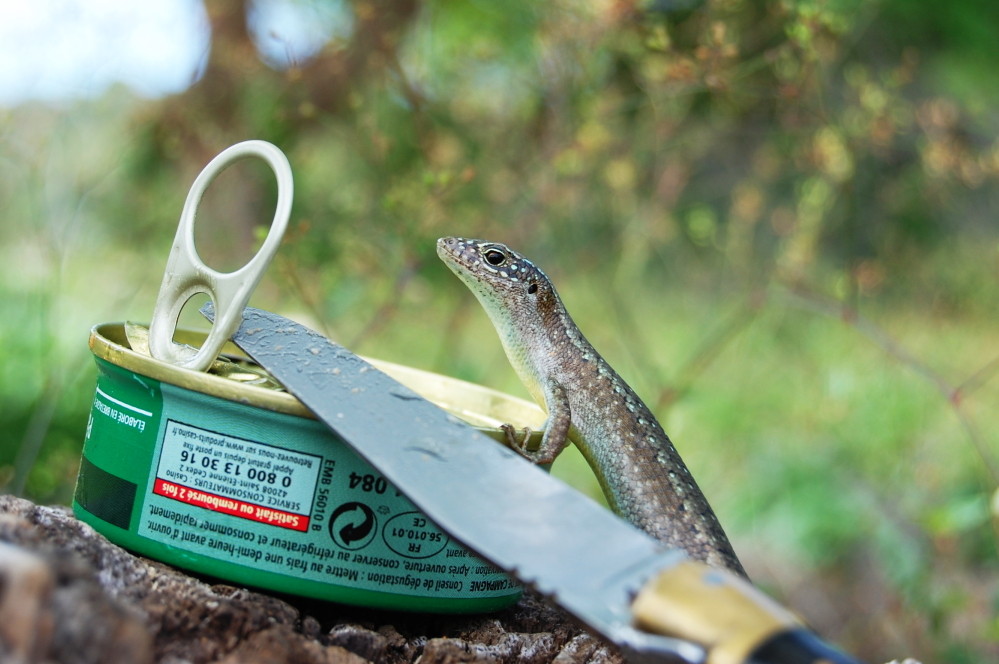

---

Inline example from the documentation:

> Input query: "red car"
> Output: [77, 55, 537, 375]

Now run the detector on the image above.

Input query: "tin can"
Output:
[75, 323, 545, 613]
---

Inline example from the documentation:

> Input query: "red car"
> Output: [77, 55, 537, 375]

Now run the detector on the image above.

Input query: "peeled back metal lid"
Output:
[90, 322, 547, 446]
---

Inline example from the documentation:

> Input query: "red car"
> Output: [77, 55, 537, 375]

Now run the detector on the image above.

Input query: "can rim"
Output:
[89, 322, 546, 440]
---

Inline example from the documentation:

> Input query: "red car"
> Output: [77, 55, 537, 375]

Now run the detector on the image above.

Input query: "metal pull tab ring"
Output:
[148, 140, 293, 371]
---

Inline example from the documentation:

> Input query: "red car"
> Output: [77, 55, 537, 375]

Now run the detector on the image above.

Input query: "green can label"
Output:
[76, 355, 520, 612]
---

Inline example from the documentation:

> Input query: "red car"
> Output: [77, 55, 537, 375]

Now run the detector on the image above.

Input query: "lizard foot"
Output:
[501, 424, 561, 465]
[501, 423, 532, 451]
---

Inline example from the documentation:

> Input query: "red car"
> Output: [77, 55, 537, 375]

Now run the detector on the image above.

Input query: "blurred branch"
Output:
[12, 376, 62, 496]
[274, 247, 338, 340]
[776, 280, 999, 487]
[954, 352, 999, 400]
[147, 0, 420, 161]
[656, 291, 765, 411]
[345, 255, 420, 350]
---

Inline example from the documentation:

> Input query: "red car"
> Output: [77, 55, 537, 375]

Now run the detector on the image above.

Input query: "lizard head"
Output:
[436, 237, 555, 315]
[436, 237, 560, 393]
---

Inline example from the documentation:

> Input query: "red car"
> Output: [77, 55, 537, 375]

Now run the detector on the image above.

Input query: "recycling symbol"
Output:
[329, 502, 377, 550]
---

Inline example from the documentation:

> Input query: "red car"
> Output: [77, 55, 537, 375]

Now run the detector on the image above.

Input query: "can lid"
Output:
[90, 322, 547, 444]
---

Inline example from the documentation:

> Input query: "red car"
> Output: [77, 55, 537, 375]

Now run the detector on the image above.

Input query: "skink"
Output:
[437, 237, 746, 577]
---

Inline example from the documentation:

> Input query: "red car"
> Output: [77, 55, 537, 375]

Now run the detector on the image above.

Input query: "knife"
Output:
[203, 303, 867, 664]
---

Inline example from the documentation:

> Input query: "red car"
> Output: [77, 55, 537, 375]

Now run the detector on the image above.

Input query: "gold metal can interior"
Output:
[89, 322, 546, 444]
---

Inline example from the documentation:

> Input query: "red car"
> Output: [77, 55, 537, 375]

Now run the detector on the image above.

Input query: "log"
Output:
[0, 495, 618, 664]
[0, 495, 924, 664]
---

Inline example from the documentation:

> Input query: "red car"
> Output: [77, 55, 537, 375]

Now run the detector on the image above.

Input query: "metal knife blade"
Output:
[203, 304, 868, 664]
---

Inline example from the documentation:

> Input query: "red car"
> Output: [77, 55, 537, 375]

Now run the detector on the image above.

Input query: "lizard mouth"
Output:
[436, 237, 481, 270]
[435, 236, 458, 259]
[437, 236, 478, 280]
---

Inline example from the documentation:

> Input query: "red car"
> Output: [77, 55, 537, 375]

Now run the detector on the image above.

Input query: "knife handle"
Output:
[631, 561, 867, 664]
[745, 628, 865, 664]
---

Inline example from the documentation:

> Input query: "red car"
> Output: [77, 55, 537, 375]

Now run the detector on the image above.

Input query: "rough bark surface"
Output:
[0, 495, 620, 664]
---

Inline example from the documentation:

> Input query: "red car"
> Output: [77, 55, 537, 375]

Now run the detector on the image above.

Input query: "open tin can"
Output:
[74, 140, 541, 612]
[75, 323, 544, 612]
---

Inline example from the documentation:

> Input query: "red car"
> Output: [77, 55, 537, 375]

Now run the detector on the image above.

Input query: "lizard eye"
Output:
[527, 283, 538, 294]
[484, 249, 507, 266]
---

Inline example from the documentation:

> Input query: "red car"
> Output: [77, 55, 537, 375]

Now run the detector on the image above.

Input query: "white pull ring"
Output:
[148, 140, 293, 371]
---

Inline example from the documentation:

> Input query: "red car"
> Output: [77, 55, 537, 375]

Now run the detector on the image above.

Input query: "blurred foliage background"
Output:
[2, 0, 999, 661]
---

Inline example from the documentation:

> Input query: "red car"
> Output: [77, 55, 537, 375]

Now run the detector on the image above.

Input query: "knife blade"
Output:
[203, 303, 868, 664]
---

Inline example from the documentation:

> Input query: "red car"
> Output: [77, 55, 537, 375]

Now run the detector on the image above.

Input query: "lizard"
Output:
[436, 236, 747, 577]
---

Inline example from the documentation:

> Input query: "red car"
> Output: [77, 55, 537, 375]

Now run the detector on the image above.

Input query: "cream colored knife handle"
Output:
[632, 561, 866, 664]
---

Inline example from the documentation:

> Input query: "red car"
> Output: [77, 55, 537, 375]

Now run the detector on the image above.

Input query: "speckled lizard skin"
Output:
[438, 236, 745, 577]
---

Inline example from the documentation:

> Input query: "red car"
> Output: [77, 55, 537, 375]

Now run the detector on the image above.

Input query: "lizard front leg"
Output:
[502, 380, 571, 465]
